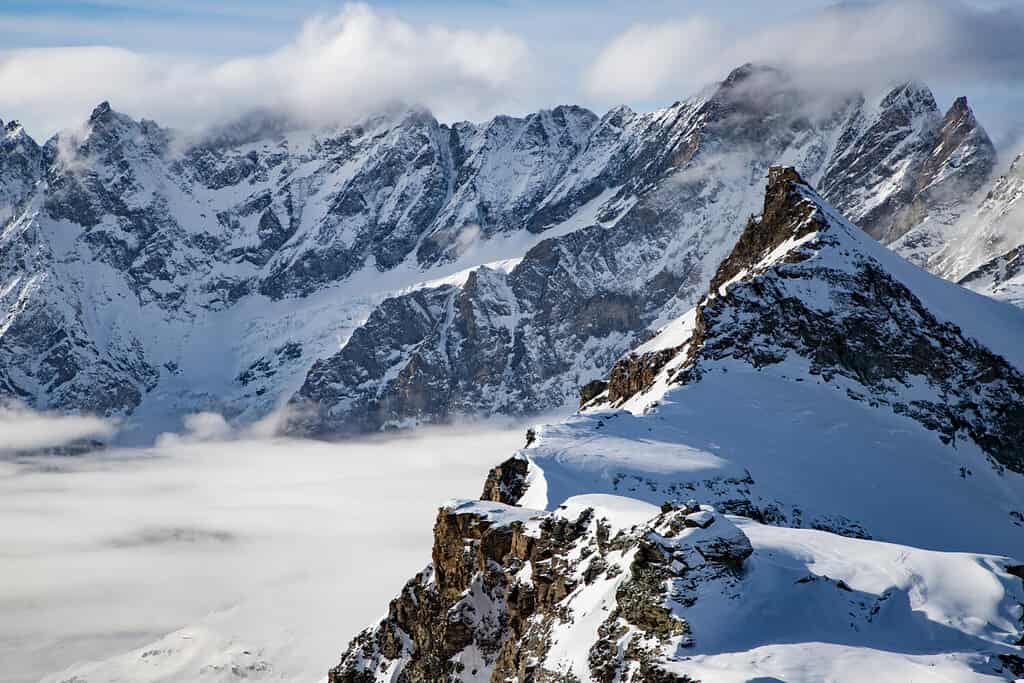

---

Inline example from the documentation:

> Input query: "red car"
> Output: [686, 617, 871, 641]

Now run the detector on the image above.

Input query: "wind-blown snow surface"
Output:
[525, 367, 1024, 558]
[0, 424, 525, 683]
[669, 519, 1023, 682]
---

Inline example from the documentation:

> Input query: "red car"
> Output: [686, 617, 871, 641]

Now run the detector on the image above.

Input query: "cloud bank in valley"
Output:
[0, 416, 529, 682]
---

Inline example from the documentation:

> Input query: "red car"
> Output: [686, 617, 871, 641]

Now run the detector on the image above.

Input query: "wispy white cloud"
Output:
[0, 3, 536, 139]
[0, 402, 116, 454]
[585, 0, 1024, 107]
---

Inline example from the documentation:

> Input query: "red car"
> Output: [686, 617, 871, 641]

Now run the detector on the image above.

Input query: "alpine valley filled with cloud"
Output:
[3, 1, 1024, 682]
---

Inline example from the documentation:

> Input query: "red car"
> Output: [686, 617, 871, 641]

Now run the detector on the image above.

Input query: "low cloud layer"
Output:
[0, 402, 116, 454]
[0, 3, 534, 138]
[0, 420, 528, 682]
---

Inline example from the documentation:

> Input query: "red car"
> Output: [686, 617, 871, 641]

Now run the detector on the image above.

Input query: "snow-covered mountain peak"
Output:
[88, 100, 115, 124]
[880, 79, 939, 115]
[588, 166, 1024, 480]
[3, 119, 27, 138]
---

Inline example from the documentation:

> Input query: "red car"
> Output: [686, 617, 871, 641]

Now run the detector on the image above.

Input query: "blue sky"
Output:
[0, 1, 831, 54]
[1, 0, 1022, 153]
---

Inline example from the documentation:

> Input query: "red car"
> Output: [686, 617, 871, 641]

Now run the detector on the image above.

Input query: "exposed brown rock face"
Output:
[606, 347, 681, 406]
[480, 456, 530, 504]
[708, 166, 820, 294]
[331, 506, 534, 683]
[579, 379, 609, 408]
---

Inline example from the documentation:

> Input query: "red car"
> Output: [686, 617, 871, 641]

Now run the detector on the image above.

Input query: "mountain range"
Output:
[1, 64, 1021, 440]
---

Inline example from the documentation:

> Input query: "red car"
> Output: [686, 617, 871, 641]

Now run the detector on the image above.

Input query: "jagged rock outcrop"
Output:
[480, 456, 531, 504]
[331, 498, 751, 683]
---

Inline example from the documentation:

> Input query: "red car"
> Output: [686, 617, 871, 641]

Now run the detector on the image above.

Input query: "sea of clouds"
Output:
[0, 406, 527, 682]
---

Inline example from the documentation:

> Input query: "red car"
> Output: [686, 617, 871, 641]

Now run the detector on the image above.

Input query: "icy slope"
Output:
[937, 154, 1024, 310]
[934, 153, 1024, 283]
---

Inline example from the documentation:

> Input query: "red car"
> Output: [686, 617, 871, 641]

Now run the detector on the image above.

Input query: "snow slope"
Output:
[329, 168, 1024, 682]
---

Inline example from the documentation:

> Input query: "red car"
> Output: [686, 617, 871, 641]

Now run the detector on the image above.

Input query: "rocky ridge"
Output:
[601, 167, 1024, 472]
[332, 498, 751, 683]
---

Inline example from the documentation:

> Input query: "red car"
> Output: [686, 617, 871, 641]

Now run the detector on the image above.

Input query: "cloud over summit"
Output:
[0, 3, 535, 138]
[585, 0, 1024, 144]
[1, 1, 1023, 147]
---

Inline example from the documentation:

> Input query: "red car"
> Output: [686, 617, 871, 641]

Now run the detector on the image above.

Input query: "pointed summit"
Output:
[709, 167, 820, 294]
[89, 100, 113, 124]
[930, 95, 995, 174]
[937, 94, 989, 141]
[882, 81, 939, 115]
[949, 95, 970, 115]
[894, 93, 997, 245]
[719, 62, 784, 89]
